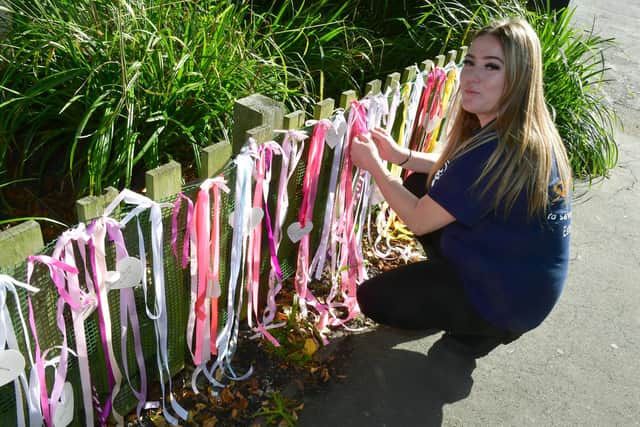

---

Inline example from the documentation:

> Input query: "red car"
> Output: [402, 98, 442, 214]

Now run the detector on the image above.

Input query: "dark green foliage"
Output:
[0, 0, 620, 228]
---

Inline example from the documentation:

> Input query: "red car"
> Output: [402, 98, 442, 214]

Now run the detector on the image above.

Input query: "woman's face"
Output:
[460, 34, 507, 127]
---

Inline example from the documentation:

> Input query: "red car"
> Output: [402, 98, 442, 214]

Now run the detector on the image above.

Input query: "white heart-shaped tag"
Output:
[106, 256, 143, 290]
[287, 221, 313, 243]
[0, 349, 25, 387]
[207, 279, 222, 299]
[325, 115, 347, 149]
[228, 207, 264, 235]
[52, 382, 74, 427]
[425, 112, 443, 133]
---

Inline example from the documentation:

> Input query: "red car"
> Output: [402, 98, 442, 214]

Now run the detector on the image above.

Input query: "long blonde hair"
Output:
[429, 17, 572, 218]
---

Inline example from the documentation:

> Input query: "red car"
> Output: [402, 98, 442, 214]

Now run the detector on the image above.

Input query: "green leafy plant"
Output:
[0, 216, 67, 227]
[393, 0, 619, 181]
[0, 0, 299, 196]
[263, 298, 317, 367]
[0, 0, 377, 232]
[0, 0, 620, 232]
[532, 7, 618, 180]
[254, 391, 301, 426]
[246, 0, 380, 100]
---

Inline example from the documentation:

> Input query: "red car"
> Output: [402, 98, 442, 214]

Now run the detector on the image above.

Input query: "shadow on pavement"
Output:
[299, 327, 477, 426]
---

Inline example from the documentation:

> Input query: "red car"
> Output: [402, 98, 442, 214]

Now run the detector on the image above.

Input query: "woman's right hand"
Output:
[369, 127, 408, 164]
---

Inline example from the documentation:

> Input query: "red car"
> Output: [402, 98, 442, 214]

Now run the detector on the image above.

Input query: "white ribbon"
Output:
[309, 112, 348, 280]
[261, 129, 307, 329]
[85, 219, 125, 426]
[207, 145, 256, 388]
[0, 274, 41, 427]
[401, 66, 426, 152]
[386, 85, 401, 134]
[103, 189, 187, 425]
[50, 225, 98, 427]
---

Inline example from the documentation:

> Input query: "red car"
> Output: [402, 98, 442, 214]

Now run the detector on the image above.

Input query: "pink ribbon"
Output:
[51, 225, 99, 426]
[309, 112, 348, 281]
[261, 129, 307, 331]
[26, 255, 78, 427]
[320, 100, 370, 330]
[187, 177, 230, 392]
[194, 177, 229, 366]
[293, 120, 333, 331]
[85, 220, 121, 426]
[248, 141, 283, 346]
[104, 219, 149, 419]
[409, 67, 446, 155]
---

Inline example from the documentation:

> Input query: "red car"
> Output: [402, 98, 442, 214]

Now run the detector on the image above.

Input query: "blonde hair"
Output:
[429, 17, 572, 218]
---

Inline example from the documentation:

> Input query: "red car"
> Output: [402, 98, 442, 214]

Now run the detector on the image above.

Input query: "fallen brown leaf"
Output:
[321, 367, 330, 382]
[232, 391, 249, 410]
[303, 338, 319, 356]
[220, 387, 235, 405]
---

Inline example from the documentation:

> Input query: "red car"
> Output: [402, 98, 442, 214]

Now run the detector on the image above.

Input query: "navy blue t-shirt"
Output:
[428, 136, 571, 333]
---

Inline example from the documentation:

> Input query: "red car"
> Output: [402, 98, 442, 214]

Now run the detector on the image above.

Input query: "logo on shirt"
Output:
[431, 160, 450, 187]
[547, 179, 571, 238]
[551, 181, 567, 203]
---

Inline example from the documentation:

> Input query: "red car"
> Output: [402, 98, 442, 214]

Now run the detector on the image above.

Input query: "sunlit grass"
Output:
[0, 0, 374, 201]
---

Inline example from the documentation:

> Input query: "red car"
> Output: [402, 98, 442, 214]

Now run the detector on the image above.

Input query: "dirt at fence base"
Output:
[123, 231, 422, 426]
[126, 318, 373, 427]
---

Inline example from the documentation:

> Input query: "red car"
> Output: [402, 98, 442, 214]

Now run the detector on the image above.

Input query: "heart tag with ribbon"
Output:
[325, 115, 347, 149]
[287, 221, 313, 243]
[52, 382, 74, 427]
[207, 279, 222, 299]
[0, 349, 25, 387]
[106, 256, 144, 290]
[228, 207, 264, 235]
[425, 110, 444, 133]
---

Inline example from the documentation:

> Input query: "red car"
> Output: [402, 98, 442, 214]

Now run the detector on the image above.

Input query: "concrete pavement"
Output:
[298, 1, 640, 425]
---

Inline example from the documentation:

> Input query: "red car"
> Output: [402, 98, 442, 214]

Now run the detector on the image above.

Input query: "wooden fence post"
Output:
[420, 59, 434, 72]
[284, 110, 305, 130]
[365, 80, 382, 96]
[458, 46, 468, 63]
[384, 72, 401, 92]
[313, 98, 335, 120]
[401, 65, 417, 84]
[201, 141, 233, 179]
[446, 49, 457, 64]
[339, 90, 357, 110]
[145, 160, 182, 202]
[75, 186, 119, 223]
[0, 220, 44, 270]
[233, 94, 285, 152]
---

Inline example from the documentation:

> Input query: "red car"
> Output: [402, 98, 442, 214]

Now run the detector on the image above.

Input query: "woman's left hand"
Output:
[351, 132, 383, 172]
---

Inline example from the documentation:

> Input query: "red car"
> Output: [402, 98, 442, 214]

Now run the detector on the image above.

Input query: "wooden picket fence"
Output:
[0, 49, 465, 425]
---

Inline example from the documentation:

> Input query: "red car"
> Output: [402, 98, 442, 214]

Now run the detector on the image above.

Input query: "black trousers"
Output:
[357, 173, 517, 341]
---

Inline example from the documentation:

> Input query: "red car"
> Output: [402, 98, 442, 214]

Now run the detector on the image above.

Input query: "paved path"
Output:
[298, 1, 640, 425]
